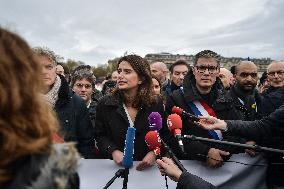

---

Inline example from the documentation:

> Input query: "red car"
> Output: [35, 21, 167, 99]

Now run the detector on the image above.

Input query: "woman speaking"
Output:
[95, 55, 177, 171]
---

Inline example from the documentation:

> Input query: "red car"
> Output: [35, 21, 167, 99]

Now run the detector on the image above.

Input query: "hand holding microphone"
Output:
[197, 115, 228, 131]
[156, 157, 183, 182]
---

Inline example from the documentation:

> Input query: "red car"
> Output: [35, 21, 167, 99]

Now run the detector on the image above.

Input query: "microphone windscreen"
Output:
[122, 127, 136, 169]
[167, 114, 182, 132]
[148, 112, 162, 131]
[145, 131, 161, 151]
[172, 106, 183, 115]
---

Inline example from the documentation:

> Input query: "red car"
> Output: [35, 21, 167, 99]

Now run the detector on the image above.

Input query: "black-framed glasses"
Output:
[194, 65, 218, 74]
[75, 83, 92, 89]
[268, 70, 284, 77]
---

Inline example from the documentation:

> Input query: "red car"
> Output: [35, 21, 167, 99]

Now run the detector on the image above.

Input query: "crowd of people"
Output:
[1, 27, 284, 189]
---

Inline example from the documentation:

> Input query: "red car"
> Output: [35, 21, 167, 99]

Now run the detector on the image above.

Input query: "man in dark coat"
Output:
[163, 60, 189, 97]
[259, 61, 284, 117]
[34, 47, 96, 158]
[228, 61, 262, 121]
[198, 102, 284, 188]
[166, 50, 243, 167]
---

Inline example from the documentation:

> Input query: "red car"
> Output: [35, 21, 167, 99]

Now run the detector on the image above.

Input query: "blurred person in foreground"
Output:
[33, 47, 96, 158]
[0, 27, 79, 189]
[197, 105, 284, 189]
[95, 55, 180, 170]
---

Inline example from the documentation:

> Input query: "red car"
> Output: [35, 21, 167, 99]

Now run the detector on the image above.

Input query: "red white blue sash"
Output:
[188, 100, 223, 140]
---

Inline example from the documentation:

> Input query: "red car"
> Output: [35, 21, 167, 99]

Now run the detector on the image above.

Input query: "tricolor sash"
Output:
[188, 100, 223, 140]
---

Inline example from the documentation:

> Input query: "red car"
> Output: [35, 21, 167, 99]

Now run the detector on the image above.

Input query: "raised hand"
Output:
[196, 116, 227, 131]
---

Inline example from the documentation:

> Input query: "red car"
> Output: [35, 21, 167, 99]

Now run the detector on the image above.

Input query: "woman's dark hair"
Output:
[114, 54, 155, 108]
[151, 76, 162, 89]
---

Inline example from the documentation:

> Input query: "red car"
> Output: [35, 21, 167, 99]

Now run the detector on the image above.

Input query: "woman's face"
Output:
[152, 78, 161, 95]
[117, 61, 142, 92]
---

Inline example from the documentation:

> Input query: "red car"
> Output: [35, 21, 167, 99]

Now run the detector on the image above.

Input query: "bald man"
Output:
[228, 61, 261, 121]
[219, 68, 234, 90]
[150, 62, 169, 84]
[266, 61, 284, 92]
[260, 61, 284, 116]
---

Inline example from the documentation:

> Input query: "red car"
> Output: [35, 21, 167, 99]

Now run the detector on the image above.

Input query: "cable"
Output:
[196, 154, 284, 167]
[164, 176, 168, 189]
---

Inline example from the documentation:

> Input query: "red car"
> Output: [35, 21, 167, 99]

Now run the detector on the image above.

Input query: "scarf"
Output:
[43, 75, 61, 108]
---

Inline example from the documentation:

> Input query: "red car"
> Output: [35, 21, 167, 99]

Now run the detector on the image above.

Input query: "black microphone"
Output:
[172, 106, 200, 121]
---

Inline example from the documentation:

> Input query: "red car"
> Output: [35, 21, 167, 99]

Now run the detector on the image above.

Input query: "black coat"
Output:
[54, 75, 96, 158]
[226, 103, 284, 187]
[94, 94, 180, 161]
[166, 72, 244, 161]
[227, 84, 262, 121]
[259, 86, 284, 117]
[177, 172, 216, 189]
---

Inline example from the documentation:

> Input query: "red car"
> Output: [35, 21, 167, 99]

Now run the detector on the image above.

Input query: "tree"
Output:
[93, 66, 108, 77]
[66, 59, 85, 72]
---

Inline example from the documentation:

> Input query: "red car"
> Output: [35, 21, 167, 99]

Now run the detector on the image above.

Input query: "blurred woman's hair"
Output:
[0, 27, 58, 186]
[114, 54, 155, 108]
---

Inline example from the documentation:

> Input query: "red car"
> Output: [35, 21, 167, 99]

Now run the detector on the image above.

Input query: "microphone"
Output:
[122, 127, 136, 169]
[145, 131, 161, 157]
[147, 113, 187, 173]
[167, 113, 184, 152]
[172, 106, 200, 121]
[148, 112, 162, 131]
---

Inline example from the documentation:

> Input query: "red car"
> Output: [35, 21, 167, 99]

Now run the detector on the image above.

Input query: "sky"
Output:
[1, 0, 283, 66]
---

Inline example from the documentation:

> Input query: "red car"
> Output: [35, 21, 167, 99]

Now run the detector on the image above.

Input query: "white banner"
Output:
[78, 153, 267, 189]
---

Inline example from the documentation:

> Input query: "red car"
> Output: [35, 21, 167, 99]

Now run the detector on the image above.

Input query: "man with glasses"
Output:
[166, 50, 242, 167]
[259, 61, 284, 117]
[265, 61, 284, 93]
[72, 70, 94, 109]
